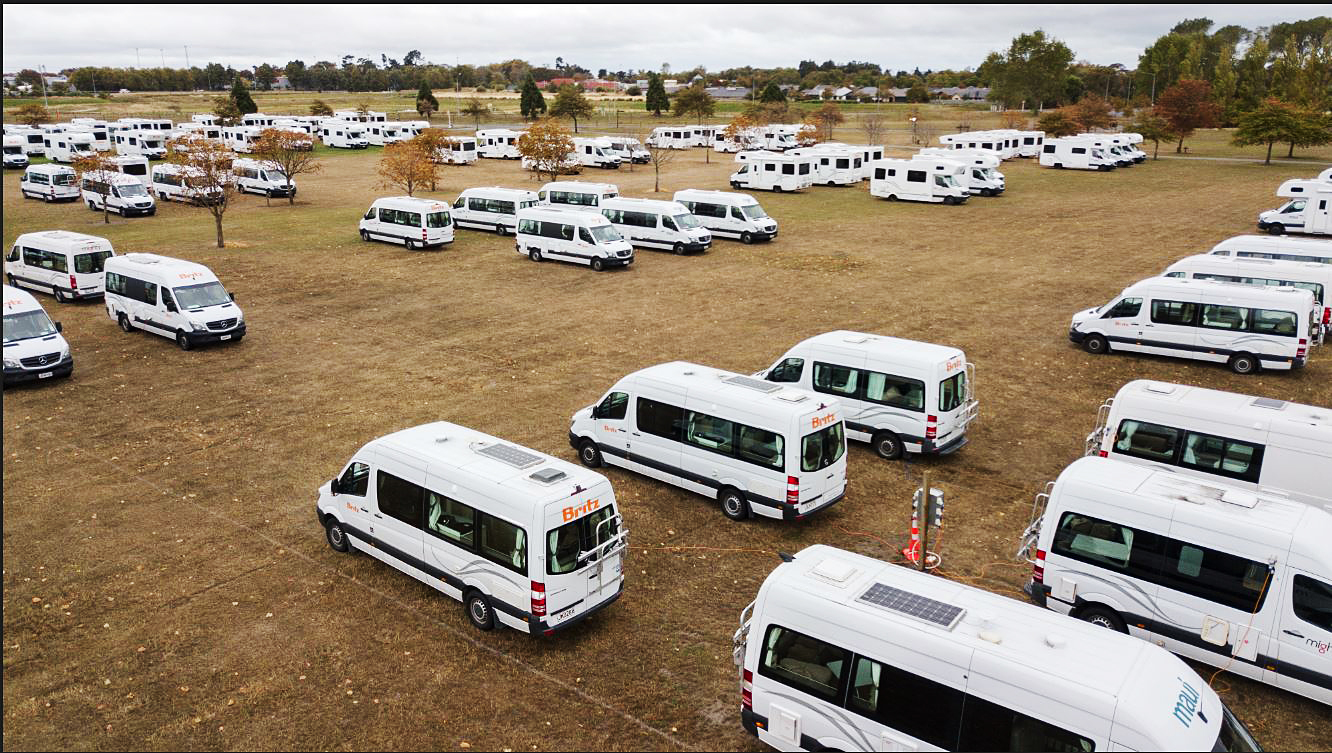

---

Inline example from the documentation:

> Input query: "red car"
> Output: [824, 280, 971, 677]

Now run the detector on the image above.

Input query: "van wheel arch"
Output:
[577, 439, 603, 468]
[463, 588, 496, 631]
[1083, 334, 1110, 355]
[1075, 604, 1128, 633]
[740, 231, 754, 245]
[591, 257, 606, 272]
[324, 516, 351, 553]
[719, 487, 750, 521]
[175, 330, 193, 351]
[1229, 353, 1260, 375]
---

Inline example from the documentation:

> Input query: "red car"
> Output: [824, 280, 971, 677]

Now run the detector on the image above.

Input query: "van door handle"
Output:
[373, 513, 383, 519]
[1283, 630, 1305, 639]
[631, 432, 641, 437]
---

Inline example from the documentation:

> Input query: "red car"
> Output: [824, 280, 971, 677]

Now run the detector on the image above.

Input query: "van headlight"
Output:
[59, 345, 71, 360]
[191, 321, 208, 332]
[3, 356, 19, 369]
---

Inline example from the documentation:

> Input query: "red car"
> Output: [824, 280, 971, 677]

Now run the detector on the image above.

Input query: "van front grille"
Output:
[207, 319, 237, 331]
[20, 352, 61, 368]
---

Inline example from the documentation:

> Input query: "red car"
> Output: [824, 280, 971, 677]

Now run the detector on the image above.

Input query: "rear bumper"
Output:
[4, 356, 73, 385]
[1025, 580, 1050, 608]
[532, 585, 622, 637]
[785, 488, 844, 521]
[922, 433, 967, 455]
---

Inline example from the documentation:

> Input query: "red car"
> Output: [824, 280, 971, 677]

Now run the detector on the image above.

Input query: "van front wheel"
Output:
[1229, 353, 1259, 375]
[720, 488, 750, 521]
[360, 230, 370, 241]
[873, 431, 903, 460]
[1083, 334, 1109, 355]
[176, 331, 193, 351]
[578, 439, 603, 468]
[118, 313, 134, 333]
[591, 258, 606, 272]
[1078, 606, 1128, 633]
[672, 242, 686, 255]
[465, 591, 495, 631]
[325, 518, 351, 553]
[1267, 224, 1285, 236]
[740, 232, 753, 244]
[529, 249, 542, 262]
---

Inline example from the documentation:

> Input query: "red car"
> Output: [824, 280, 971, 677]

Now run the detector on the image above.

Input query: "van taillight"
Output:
[1033, 549, 1046, 583]
[742, 668, 753, 708]
[69, 275, 77, 290]
[531, 581, 546, 617]
[1298, 338, 1308, 358]
[925, 414, 938, 440]
[1323, 307, 1330, 325]
[1098, 450, 1108, 458]
[786, 476, 799, 505]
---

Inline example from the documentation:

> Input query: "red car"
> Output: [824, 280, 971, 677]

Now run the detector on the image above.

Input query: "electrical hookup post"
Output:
[903, 470, 944, 571]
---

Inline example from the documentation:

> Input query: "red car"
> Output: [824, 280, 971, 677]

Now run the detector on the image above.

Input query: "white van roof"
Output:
[794, 330, 965, 365]
[1165, 253, 1331, 284]
[1121, 275, 1316, 308]
[81, 170, 143, 185]
[517, 206, 613, 226]
[106, 253, 219, 283]
[1210, 235, 1332, 255]
[13, 231, 113, 251]
[626, 361, 833, 417]
[673, 189, 760, 206]
[601, 197, 689, 214]
[459, 186, 539, 200]
[24, 163, 75, 175]
[541, 181, 619, 194]
[1112, 379, 1332, 447]
[3, 284, 44, 314]
[370, 196, 451, 211]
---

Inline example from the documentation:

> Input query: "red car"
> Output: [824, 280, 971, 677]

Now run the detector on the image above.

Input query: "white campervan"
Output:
[736, 544, 1264, 752]
[365, 122, 412, 146]
[169, 122, 223, 143]
[647, 126, 694, 150]
[1209, 235, 1332, 265]
[730, 152, 815, 193]
[1020, 456, 1331, 706]
[570, 137, 621, 169]
[673, 189, 778, 244]
[6, 231, 115, 302]
[320, 122, 369, 149]
[240, 113, 275, 128]
[918, 147, 1005, 196]
[151, 164, 221, 204]
[107, 154, 151, 188]
[1070, 277, 1318, 373]
[1163, 254, 1332, 334]
[451, 187, 540, 235]
[537, 181, 619, 212]
[515, 206, 633, 271]
[222, 126, 263, 154]
[1039, 137, 1116, 171]
[43, 131, 96, 163]
[10, 126, 48, 156]
[599, 197, 711, 254]
[112, 130, 166, 159]
[232, 158, 295, 198]
[4, 134, 31, 168]
[358, 197, 454, 250]
[868, 158, 969, 204]
[68, 119, 111, 151]
[476, 129, 524, 159]
[3, 285, 73, 386]
[785, 146, 863, 187]
[569, 362, 848, 521]
[432, 135, 479, 164]
[605, 136, 649, 164]
[758, 331, 978, 460]
[104, 253, 245, 350]
[315, 422, 628, 635]
[1258, 179, 1331, 236]
[19, 165, 79, 202]
[80, 170, 157, 216]
[1084, 380, 1332, 509]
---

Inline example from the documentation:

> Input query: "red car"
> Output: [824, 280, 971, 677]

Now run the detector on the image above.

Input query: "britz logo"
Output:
[1171, 677, 1201, 728]
[945, 356, 963, 372]
[811, 412, 837, 430]
[178, 271, 204, 280]
[562, 498, 600, 522]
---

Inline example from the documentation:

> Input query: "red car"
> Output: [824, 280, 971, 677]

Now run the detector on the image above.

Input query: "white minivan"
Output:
[6, 231, 115, 302]
[1163, 253, 1332, 335]
[1208, 235, 1332, 265]
[316, 422, 628, 635]
[569, 361, 848, 521]
[1070, 276, 1318, 373]
[19, 164, 80, 202]
[673, 189, 778, 244]
[736, 544, 1265, 752]
[358, 197, 454, 250]
[537, 181, 620, 212]
[514, 206, 634, 271]
[758, 331, 978, 460]
[80, 170, 157, 216]
[599, 197, 712, 254]
[451, 187, 539, 235]
[1020, 456, 1332, 706]
[104, 253, 245, 350]
[232, 158, 296, 198]
[3, 285, 73, 386]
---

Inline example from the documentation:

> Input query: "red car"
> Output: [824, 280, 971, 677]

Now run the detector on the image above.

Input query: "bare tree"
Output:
[644, 137, 677, 193]
[861, 113, 887, 145]
[252, 128, 322, 206]
[167, 135, 239, 249]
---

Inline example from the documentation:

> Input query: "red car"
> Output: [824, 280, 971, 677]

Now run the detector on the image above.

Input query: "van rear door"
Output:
[794, 405, 847, 515]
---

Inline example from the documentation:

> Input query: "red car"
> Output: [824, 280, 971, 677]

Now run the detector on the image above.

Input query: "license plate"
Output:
[220, 334, 231, 340]
[553, 606, 575, 623]
[38, 371, 53, 378]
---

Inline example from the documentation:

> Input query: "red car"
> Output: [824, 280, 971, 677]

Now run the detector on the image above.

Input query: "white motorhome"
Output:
[1014, 129, 1046, 157]
[1069, 277, 1318, 374]
[106, 155, 150, 190]
[232, 157, 295, 198]
[151, 164, 222, 204]
[221, 126, 265, 154]
[673, 189, 778, 244]
[514, 206, 633, 271]
[3, 135, 30, 168]
[730, 152, 816, 193]
[647, 126, 695, 150]
[191, 114, 220, 126]
[476, 129, 524, 159]
[104, 253, 244, 350]
[240, 113, 276, 128]
[2, 285, 73, 386]
[918, 147, 1005, 195]
[757, 331, 978, 460]
[1020, 456, 1332, 706]
[1039, 137, 1116, 171]
[599, 197, 711, 254]
[432, 135, 478, 164]
[9, 126, 48, 156]
[759, 125, 800, 151]
[1163, 254, 1332, 334]
[1258, 179, 1331, 236]
[537, 181, 619, 211]
[315, 422, 628, 635]
[1078, 135, 1136, 167]
[320, 122, 369, 149]
[169, 122, 223, 143]
[1092, 133, 1147, 163]
[43, 131, 96, 163]
[113, 130, 166, 159]
[938, 130, 1021, 160]
[80, 170, 157, 217]
[569, 362, 849, 521]
[785, 146, 863, 187]
[1084, 380, 1332, 509]
[334, 109, 386, 123]
[365, 122, 412, 146]
[715, 126, 763, 153]
[605, 136, 649, 164]
[736, 544, 1264, 752]
[18, 164, 80, 203]
[571, 137, 621, 169]
[868, 158, 969, 204]
[67, 120, 111, 151]
[451, 187, 539, 234]
[358, 196, 454, 250]
[5, 231, 115, 302]
[1209, 234, 1332, 265]
[819, 143, 886, 179]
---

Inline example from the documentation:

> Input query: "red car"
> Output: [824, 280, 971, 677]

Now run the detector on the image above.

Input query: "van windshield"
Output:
[589, 224, 622, 243]
[116, 183, 149, 198]
[75, 251, 114, 274]
[1213, 705, 1261, 752]
[426, 211, 451, 228]
[3, 310, 57, 343]
[740, 204, 768, 220]
[173, 281, 230, 309]
[547, 505, 619, 575]
[801, 421, 845, 472]
[673, 213, 701, 229]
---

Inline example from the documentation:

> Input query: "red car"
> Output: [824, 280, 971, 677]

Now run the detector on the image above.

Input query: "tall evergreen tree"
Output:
[415, 80, 439, 118]
[519, 73, 547, 119]
[758, 81, 786, 103]
[229, 77, 258, 115]
[645, 73, 670, 116]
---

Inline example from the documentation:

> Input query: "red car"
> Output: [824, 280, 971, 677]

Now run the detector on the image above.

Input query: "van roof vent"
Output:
[723, 375, 782, 394]
[474, 442, 544, 470]
[1143, 382, 1177, 395]
[1221, 489, 1260, 508]
[1250, 397, 1287, 411]
[529, 467, 568, 484]
[774, 391, 809, 403]
[810, 557, 857, 584]
[857, 582, 965, 630]
[841, 335, 873, 344]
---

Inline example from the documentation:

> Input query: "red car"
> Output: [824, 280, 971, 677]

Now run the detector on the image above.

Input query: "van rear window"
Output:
[75, 251, 113, 274]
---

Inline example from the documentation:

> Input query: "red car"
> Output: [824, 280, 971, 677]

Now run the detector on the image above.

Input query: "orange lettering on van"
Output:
[811, 413, 837, 429]
[562, 498, 601, 522]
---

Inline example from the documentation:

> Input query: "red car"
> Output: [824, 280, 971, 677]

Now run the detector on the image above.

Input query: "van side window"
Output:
[1053, 513, 1135, 569]
[864, 371, 924, 412]
[685, 411, 734, 454]
[338, 462, 370, 496]
[1199, 304, 1249, 331]
[768, 358, 804, 383]
[578, 227, 594, 244]
[424, 491, 475, 548]
[1150, 300, 1196, 326]
[142, 282, 159, 305]
[907, 170, 926, 183]
[1101, 297, 1141, 318]
[1113, 419, 1179, 463]
[847, 655, 964, 750]
[1293, 575, 1332, 631]
[958, 692, 1096, 752]
[376, 471, 423, 528]
[759, 625, 848, 702]
[636, 397, 683, 441]
[812, 362, 859, 397]
[479, 515, 527, 574]
[1160, 540, 1271, 612]
[595, 391, 628, 420]
[1179, 432, 1262, 481]
[1251, 309, 1297, 337]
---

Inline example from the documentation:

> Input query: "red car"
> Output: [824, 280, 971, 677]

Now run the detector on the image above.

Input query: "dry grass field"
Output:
[3, 128, 1331, 751]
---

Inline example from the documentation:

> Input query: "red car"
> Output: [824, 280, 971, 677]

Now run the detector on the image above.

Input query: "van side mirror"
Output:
[164, 299, 178, 313]
[330, 478, 341, 495]
[55, 322, 63, 333]
[229, 293, 236, 302]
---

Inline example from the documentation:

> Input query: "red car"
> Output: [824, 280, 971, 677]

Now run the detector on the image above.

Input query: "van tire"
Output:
[873, 431, 904, 460]
[1083, 334, 1110, 355]
[1077, 606, 1128, 633]
[740, 232, 754, 245]
[53, 288, 68, 303]
[465, 590, 495, 631]
[360, 230, 370, 241]
[773, 186, 783, 193]
[720, 488, 750, 521]
[118, 313, 134, 333]
[87, 200, 97, 211]
[405, 239, 417, 251]
[529, 249, 542, 262]
[886, 194, 897, 201]
[176, 331, 193, 351]
[1229, 353, 1259, 375]
[673, 242, 686, 255]
[578, 439, 603, 468]
[591, 258, 606, 272]
[325, 518, 351, 553]
[1267, 224, 1285, 236]
[730, 181, 741, 189]
[494, 224, 507, 236]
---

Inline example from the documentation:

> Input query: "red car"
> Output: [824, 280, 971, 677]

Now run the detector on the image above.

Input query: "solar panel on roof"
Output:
[857, 582, 965, 630]
[475, 443, 544, 469]
[724, 375, 782, 393]
[1251, 397, 1287, 411]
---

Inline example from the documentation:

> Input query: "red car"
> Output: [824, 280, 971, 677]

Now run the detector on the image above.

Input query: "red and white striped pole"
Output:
[903, 505, 921, 564]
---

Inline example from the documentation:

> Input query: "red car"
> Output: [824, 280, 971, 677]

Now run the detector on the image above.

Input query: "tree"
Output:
[1129, 110, 1174, 160]
[758, 81, 787, 103]
[1036, 110, 1080, 137]
[254, 64, 277, 91]
[519, 73, 547, 120]
[1155, 79, 1220, 152]
[213, 97, 242, 126]
[645, 73, 670, 116]
[413, 128, 460, 190]
[167, 136, 239, 249]
[626, 85, 642, 97]
[549, 85, 595, 133]
[673, 84, 716, 127]
[310, 99, 334, 117]
[644, 138, 676, 193]
[722, 115, 761, 151]
[461, 98, 490, 130]
[861, 113, 887, 145]
[1231, 99, 1306, 164]
[253, 129, 322, 205]
[72, 152, 120, 224]
[416, 81, 439, 119]
[229, 77, 258, 115]
[1287, 110, 1332, 159]
[987, 30, 1076, 112]
[377, 139, 438, 197]
[808, 102, 846, 142]
[518, 118, 575, 183]
[905, 84, 930, 103]
[12, 103, 50, 127]
[1067, 96, 1117, 131]
[743, 100, 793, 125]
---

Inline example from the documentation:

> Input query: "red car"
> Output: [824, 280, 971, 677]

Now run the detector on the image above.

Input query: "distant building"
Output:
[705, 86, 752, 100]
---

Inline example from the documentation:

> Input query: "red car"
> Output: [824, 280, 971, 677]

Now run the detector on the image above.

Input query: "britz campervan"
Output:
[112, 131, 166, 159]
[221, 126, 263, 154]
[451, 187, 539, 235]
[3, 285, 73, 386]
[514, 206, 633, 271]
[735, 544, 1265, 752]
[431, 135, 478, 165]
[315, 422, 628, 635]
[537, 181, 619, 212]
[918, 147, 1005, 196]
[730, 153, 815, 193]
[43, 132, 95, 162]
[785, 146, 862, 187]
[1209, 235, 1332, 265]
[358, 197, 454, 250]
[599, 197, 711, 254]
[571, 137, 621, 169]
[1039, 137, 1116, 171]
[151, 164, 222, 204]
[3, 135, 30, 169]
[868, 158, 969, 204]
[1258, 178, 1331, 237]
[1069, 277, 1318, 374]
[1085, 379, 1332, 510]
[1163, 254, 1332, 336]
[80, 170, 157, 216]
[19, 165, 79, 202]
[104, 253, 245, 350]
[108, 154, 151, 188]
[673, 189, 778, 244]
[476, 129, 523, 159]
[320, 122, 368, 149]
[758, 331, 978, 460]
[1019, 456, 1332, 706]
[232, 158, 295, 198]
[569, 361, 848, 521]
[6, 231, 115, 302]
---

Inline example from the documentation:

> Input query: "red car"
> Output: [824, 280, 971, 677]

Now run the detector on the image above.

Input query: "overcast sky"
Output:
[3, 4, 1326, 74]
